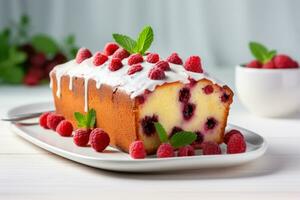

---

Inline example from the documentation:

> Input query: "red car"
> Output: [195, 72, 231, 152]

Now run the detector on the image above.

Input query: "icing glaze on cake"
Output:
[50, 55, 223, 112]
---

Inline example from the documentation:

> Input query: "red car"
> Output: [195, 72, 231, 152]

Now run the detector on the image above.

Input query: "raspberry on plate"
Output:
[177, 145, 195, 157]
[246, 60, 262, 68]
[112, 48, 130, 60]
[90, 128, 110, 152]
[127, 64, 143, 75]
[146, 53, 159, 63]
[128, 53, 144, 65]
[184, 56, 203, 73]
[76, 48, 92, 64]
[108, 58, 123, 71]
[148, 67, 165, 80]
[202, 141, 221, 155]
[46, 113, 65, 131]
[157, 143, 174, 158]
[166, 53, 183, 65]
[224, 129, 244, 144]
[39, 112, 51, 129]
[129, 140, 146, 159]
[93, 52, 108, 66]
[73, 129, 91, 147]
[154, 60, 170, 71]
[56, 120, 73, 137]
[227, 133, 246, 154]
[103, 42, 119, 56]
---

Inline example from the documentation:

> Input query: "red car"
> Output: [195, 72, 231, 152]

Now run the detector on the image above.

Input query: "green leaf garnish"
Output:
[74, 109, 96, 128]
[154, 122, 168, 143]
[112, 34, 136, 54]
[134, 26, 154, 55]
[169, 131, 197, 148]
[112, 25, 154, 55]
[249, 41, 277, 64]
[31, 34, 59, 55]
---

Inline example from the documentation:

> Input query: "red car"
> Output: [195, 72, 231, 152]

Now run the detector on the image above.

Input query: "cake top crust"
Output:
[50, 54, 223, 99]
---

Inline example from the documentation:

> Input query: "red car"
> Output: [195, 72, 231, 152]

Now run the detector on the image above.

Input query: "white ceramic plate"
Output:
[7, 102, 267, 172]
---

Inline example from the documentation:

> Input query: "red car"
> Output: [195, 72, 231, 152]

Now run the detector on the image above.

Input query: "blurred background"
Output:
[0, 0, 300, 85]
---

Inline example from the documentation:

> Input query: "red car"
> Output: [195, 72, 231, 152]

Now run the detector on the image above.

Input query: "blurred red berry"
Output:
[30, 53, 47, 67]
[246, 60, 262, 68]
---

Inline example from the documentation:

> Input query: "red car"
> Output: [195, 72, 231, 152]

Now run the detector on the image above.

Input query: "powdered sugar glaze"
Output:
[50, 55, 223, 112]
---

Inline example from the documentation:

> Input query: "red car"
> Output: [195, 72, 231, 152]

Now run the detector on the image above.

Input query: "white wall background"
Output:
[1, 0, 300, 68]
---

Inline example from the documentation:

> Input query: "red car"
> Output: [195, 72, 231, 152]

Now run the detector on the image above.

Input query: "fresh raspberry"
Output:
[156, 143, 174, 158]
[273, 54, 298, 68]
[46, 113, 65, 131]
[128, 53, 144, 65]
[129, 140, 146, 159]
[202, 85, 214, 94]
[166, 53, 183, 65]
[90, 128, 110, 152]
[148, 67, 165, 80]
[224, 129, 244, 144]
[154, 60, 170, 71]
[39, 112, 51, 129]
[76, 48, 92, 64]
[202, 141, 221, 155]
[177, 145, 195, 157]
[56, 120, 73, 137]
[227, 133, 246, 154]
[30, 53, 46, 67]
[246, 60, 262, 68]
[103, 42, 119, 56]
[108, 58, 123, 71]
[146, 53, 159, 63]
[73, 129, 91, 147]
[112, 48, 130, 60]
[262, 60, 275, 69]
[127, 64, 143, 75]
[184, 56, 203, 73]
[93, 51, 108, 66]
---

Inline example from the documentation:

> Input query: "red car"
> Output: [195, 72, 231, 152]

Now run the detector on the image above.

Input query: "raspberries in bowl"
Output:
[236, 42, 300, 117]
[244, 42, 299, 69]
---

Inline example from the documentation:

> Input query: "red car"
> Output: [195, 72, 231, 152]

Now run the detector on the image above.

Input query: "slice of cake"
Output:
[50, 27, 233, 154]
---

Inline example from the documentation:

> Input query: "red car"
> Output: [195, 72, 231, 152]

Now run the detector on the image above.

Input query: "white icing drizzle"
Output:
[51, 55, 224, 111]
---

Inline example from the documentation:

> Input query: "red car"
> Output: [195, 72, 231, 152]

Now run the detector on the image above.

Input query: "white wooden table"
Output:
[1, 68, 300, 200]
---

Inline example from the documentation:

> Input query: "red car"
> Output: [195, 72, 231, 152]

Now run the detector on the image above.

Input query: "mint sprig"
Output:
[74, 109, 96, 129]
[112, 26, 154, 55]
[249, 42, 277, 64]
[112, 34, 136, 54]
[154, 122, 197, 148]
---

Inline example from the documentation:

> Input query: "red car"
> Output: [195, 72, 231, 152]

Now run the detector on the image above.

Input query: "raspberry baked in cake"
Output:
[50, 27, 233, 154]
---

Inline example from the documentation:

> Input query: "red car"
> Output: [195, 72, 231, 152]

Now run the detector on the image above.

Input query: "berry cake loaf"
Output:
[50, 27, 233, 154]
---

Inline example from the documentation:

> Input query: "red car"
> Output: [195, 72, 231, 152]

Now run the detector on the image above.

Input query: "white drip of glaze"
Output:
[51, 55, 224, 111]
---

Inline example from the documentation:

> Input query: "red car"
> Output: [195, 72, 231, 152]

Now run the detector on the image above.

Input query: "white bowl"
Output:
[235, 65, 300, 117]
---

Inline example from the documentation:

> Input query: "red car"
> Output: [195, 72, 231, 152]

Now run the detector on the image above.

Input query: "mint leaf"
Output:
[249, 42, 268, 63]
[154, 122, 168, 143]
[266, 50, 277, 61]
[74, 109, 96, 128]
[74, 112, 86, 128]
[31, 34, 59, 55]
[64, 35, 75, 46]
[134, 26, 153, 55]
[86, 109, 96, 128]
[169, 131, 197, 148]
[9, 46, 26, 64]
[112, 33, 136, 53]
